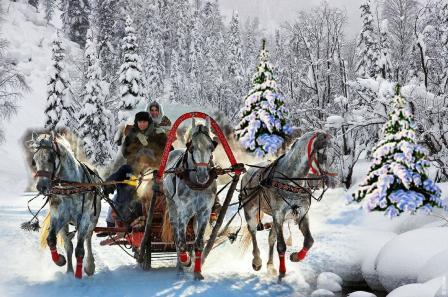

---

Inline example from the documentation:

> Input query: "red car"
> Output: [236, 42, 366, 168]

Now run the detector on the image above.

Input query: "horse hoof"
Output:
[290, 250, 307, 262]
[267, 264, 277, 275]
[278, 272, 285, 283]
[194, 272, 204, 281]
[55, 254, 66, 267]
[84, 266, 95, 276]
[252, 263, 262, 271]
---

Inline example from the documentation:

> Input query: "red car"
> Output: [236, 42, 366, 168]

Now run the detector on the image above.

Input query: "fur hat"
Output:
[134, 111, 151, 125]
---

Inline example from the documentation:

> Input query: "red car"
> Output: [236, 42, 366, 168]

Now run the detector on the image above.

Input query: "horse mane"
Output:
[184, 122, 214, 143]
[34, 133, 76, 160]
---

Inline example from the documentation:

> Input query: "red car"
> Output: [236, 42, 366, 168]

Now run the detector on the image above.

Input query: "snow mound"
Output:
[417, 248, 448, 283]
[387, 276, 446, 297]
[360, 231, 396, 291]
[310, 288, 335, 296]
[316, 272, 342, 292]
[347, 292, 377, 297]
[376, 227, 448, 291]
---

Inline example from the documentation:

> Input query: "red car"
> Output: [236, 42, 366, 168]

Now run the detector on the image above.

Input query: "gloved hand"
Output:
[103, 185, 116, 196]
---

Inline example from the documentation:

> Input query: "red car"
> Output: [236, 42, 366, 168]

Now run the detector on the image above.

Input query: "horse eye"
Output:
[31, 159, 36, 167]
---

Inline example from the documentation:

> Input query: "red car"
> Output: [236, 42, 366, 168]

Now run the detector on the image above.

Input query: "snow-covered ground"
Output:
[2, 1, 448, 297]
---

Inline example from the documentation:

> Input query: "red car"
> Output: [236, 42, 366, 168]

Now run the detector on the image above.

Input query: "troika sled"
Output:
[94, 112, 245, 269]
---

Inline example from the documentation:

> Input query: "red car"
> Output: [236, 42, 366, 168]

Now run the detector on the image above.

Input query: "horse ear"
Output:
[212, 136, 219, 149]
[205, 117, 211, 133]
[191, 118, 196, 128]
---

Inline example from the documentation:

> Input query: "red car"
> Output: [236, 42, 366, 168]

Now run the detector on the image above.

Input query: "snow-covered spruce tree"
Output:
[235, 39, 292, 157]
[356, 0, 379, 78]
[95, 0, 123, 80]
[116, 15, 146, 123]
[378, 20, 393, 80]
[61, 0, 90, 48]
[44, 33, 73, 132]
[354, 86, 445, 217]
[78, 29, 113, 166]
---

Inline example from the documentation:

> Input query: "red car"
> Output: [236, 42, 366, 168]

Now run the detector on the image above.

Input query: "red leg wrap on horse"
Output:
[179, 251, 189, 264]
[50, 247, 60, 263]
[297, 248, 309, 260]
[279, 253, 286, 274]
[75, 256, 83, 279]
[194, 250, 202, 273]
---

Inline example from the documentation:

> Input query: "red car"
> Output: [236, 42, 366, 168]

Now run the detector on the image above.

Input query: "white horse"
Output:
[31, 134, 101, 278]
[240, 131, 336, 281]
[163, 118, 218, 280]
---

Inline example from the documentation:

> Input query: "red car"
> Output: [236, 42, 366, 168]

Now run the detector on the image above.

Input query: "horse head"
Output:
[29, 134, 58, 194]
[186, 117, 218, 185]
[290, 130, 337, 188]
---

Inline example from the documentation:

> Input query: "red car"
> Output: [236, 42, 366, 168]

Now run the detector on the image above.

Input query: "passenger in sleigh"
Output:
[99, 112, 158, 236]
[146, 101, 172, 135]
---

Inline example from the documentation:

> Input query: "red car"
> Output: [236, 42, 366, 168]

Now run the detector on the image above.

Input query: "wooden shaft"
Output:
[202, 174, 240, 262]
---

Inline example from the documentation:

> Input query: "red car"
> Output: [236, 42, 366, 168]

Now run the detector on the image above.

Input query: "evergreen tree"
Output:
[95, 0, 123, 80]
[61, 0, 90, 48]
[235, 39, 292, 157]
[44, 0, 55, 23]
[78, 29, 113, 166]
[44, 33, 73, 131]
[379, 20, 393, 80]
[227, 11, 243, 79]
[354, 86, 445, 217]
[116, 15, 146, 122]
[356, 0, 379, 78]
[138, 1, 164, 99]
[28, 0, 39, 9]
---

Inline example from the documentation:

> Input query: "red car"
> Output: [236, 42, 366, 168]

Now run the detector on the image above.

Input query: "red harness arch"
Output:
[156, 112, 242, 182]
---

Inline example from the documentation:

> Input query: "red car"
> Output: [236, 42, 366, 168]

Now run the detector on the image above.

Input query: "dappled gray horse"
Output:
[31, 134, 101, 279]
[240, 131, 336, 280]
[163, 118, 218, 280]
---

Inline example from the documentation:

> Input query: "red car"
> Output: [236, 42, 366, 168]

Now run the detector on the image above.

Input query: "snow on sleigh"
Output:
[94, 112, 245, 271]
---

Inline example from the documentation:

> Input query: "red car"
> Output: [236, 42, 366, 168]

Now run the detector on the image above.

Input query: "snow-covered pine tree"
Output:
[44, 33, 73, 132]
[78, 29, 113, 166]
[356, 0, 379, 78]
[61, 0, 90, 48]
[235, 39, 292, 157]
[354, 85, 445, 217]
[227, 10, 244, 113]
[116, 15, 146, 123]
[44, 0, 55, 23]
[227, 11, 243, 79]
[378, 20, 393, 80]
[169, 49, 183, 102]
[28, 0, 39, 9]
[95, 0, 123, 80]
[138, 1, 164, 99]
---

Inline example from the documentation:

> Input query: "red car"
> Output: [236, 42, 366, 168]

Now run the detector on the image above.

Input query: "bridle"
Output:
[32, 139, 62, 183]
[306, 132, 337, 178]
[185, 128, 217, 169]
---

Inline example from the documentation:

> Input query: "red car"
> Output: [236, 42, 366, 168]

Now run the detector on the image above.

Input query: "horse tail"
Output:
[39, 213, 64, 249]
[161, 210, 173, 242]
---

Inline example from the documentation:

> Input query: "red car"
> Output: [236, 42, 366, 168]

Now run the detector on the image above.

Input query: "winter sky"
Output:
[220, 0, 363, 39]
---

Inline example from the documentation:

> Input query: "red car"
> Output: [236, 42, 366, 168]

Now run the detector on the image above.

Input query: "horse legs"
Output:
[47, 213, 67, 267]
[266, 227, 277, 275]
[175, 217, 191, 269]
[74, 226, 89, 279]
[84, 229, 95, 276]
[60, 225, 73, 273]
[290, 214, 313, 262]
[193, 214, 208, 281]
[244, 204, 262, 271]
[272, 212, 287, 281]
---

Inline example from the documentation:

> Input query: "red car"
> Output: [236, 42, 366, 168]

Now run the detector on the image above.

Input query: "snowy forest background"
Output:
[2, 0, 448, 190]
